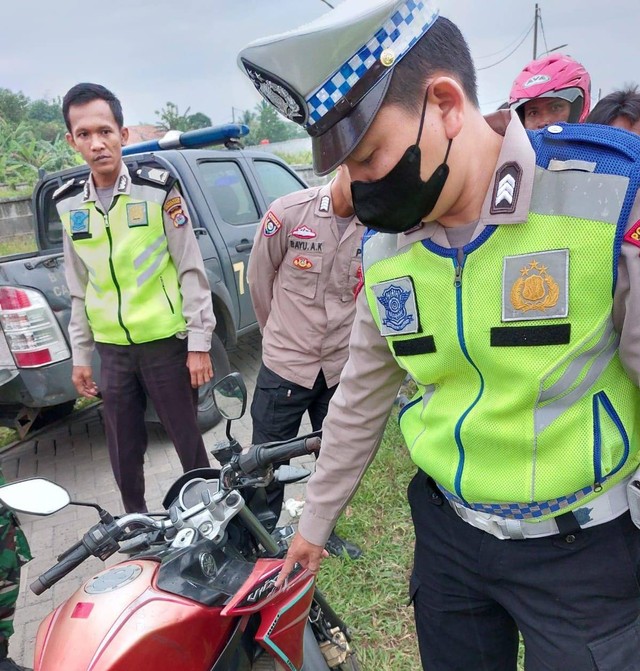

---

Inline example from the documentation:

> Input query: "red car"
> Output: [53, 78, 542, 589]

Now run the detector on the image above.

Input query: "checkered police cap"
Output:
[238, 0, 440, 175]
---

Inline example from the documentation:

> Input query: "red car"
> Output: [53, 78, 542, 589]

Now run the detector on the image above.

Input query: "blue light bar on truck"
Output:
[122, 124, 250, 156]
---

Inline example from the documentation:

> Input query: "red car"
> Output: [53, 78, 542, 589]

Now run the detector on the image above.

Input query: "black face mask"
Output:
[351, 87, 453, 234]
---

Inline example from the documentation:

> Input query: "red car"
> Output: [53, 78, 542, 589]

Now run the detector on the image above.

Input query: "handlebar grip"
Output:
[30, 542, 91, 595]
[256, 435, 322, 469]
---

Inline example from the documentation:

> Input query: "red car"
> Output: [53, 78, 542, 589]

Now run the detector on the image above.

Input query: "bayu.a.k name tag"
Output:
[372, 276, 419, 337]
[502, 249, 569, 321]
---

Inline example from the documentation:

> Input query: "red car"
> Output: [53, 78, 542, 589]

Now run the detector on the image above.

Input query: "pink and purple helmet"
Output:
[509, 54, 591, 123]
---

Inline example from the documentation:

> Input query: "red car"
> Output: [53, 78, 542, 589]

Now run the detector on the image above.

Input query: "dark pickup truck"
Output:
[0, 125, 308, 436]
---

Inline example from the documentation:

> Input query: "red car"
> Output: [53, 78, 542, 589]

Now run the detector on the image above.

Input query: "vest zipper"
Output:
[104, 214, 134, 345]
[452, 253, 485, 503]
[160, 276, 175, 314]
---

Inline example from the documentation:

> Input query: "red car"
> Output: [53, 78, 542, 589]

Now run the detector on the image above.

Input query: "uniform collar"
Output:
[83, 162, 132, 203]
[397, 110, 535, 251]
[315, 179, 362, 240]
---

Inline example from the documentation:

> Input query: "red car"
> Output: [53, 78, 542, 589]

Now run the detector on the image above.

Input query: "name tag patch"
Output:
[372, 277, 419, 337]
[126, 202, 148, 227]
[503, 250, 569, 321]
[70, 209, 90, 235]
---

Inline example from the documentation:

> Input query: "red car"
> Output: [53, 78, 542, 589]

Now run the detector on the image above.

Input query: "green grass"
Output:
[317, 413, 526, 670]
[273, 150, 313, 166]
[0, 234, 37, 256]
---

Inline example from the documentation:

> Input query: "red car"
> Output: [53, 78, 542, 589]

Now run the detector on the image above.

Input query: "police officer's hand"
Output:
[276, 532, 329, 588]
[187, 351, 214, 388]
[72, 366, 99, 398]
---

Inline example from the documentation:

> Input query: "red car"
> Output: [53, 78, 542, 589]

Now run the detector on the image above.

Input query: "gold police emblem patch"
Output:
[126, 202, 148, 227]
[502, 250, 568, 321]
[511, 260, 560, 312]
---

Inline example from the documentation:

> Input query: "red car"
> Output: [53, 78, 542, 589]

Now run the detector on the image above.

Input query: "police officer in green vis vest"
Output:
[55, 83, 215, 514]
[239, 1, 640, 669]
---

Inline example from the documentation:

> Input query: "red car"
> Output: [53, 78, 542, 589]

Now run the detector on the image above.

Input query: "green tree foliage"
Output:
[0, 88, 29, 125]
[240, 100, 307, 145]
[154, 102, 212, 132]
[0, 89, 77, 191]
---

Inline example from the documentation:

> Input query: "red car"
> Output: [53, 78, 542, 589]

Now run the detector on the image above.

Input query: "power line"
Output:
[477, 23, 535, 71]
[475, 20, 535, 60]
[319, 0, 335, 7]
[539, 12, 550, 57]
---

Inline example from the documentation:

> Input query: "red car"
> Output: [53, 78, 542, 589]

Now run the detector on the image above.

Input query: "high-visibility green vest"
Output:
[58, 176, 185, 345]
[363, 167, 640, 520]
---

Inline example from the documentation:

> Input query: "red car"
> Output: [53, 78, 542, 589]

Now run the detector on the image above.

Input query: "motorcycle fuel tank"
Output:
[33, 559, 236, 671]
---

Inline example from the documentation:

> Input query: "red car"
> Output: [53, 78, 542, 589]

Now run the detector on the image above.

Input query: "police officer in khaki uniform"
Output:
[239, 1, 640, 669]
[57, 83, 215, 514]
[248, 166, 364, 558]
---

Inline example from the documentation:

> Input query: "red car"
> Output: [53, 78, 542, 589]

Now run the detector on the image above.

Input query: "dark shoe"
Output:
[0, 658, 30, 671]
[325, 532, 363, 560]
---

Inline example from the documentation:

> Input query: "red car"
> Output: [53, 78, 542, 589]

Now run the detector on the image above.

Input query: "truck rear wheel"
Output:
[197, 332, 231, 432]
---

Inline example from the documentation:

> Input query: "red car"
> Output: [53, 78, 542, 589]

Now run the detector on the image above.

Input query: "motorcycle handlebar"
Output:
[30, 542, 91, 595]
[30, 514, 165, 596]
[236, 434, 321, 475]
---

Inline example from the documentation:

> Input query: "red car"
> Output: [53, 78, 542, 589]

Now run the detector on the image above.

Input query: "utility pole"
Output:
[533, 3, 539, 59]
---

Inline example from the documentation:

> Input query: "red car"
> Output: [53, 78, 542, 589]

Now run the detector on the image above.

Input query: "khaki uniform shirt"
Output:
[248, 182, 364, 389]
[63, 162, 215, 366]
[298, 111, 640, 546]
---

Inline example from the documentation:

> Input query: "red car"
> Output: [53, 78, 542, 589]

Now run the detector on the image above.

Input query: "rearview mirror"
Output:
[0, 478, 71, 516]
[213, 372, 247, 420]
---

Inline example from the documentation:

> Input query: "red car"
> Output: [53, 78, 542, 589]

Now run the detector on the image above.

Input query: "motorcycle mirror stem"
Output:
[69, 500, 115, 524]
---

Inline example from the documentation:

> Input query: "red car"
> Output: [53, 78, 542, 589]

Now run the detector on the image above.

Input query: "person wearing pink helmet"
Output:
[509, 53, 591, 129]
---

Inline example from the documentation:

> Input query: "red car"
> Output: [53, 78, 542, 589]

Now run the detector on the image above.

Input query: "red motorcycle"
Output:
[0, 373, 359, 671]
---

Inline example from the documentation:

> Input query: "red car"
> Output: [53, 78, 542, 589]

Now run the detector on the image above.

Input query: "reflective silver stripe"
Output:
[547, 159, 596, 173]
[530, 166, 628, 225]
[362, 232, 402, 272]
[448, 475, 630, 540]
[534, 331, 619, 435]
[130, 184, 167, 205]
[406, 385, 435, 453]
[136, 250, 167, 287]
[56, 191, 86, 214]
[134, 234, 167, 270]
[539, 318, 616, 403]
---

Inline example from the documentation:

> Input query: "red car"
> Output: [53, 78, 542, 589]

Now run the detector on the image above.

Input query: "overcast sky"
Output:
[1, 1, 638, 128]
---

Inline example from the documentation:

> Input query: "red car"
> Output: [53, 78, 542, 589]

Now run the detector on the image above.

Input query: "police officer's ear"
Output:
[428, 76, 465, 142]
[120, 126, 130, 146]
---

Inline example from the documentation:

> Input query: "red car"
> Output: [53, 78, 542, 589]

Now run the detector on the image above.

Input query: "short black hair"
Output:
[384, 17, 479, 114]
[586, 85, 640, 127]
[62, 83, 124, 132]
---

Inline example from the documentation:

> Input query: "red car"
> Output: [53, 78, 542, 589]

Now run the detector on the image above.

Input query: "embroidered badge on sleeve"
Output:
[263, 210, 282, 237]
[624, 220, 640, 249]
[164, 196, 189, 228]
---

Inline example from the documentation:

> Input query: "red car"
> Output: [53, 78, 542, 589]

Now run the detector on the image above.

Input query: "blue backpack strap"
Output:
[527, 122, 640, 289]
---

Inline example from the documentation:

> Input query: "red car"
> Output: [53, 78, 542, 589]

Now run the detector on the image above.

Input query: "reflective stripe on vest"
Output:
[363, 165, 640, 521]
[59, 185, 185, 345]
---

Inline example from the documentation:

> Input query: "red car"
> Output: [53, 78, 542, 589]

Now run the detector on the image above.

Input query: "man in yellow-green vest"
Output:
[56, 83, 215, 514]
[239, 1, 640, 669]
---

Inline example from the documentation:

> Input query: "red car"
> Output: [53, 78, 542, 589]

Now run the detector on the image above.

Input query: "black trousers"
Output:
[97, 336, 210, 513]
[408, 470, 640, 671]
[250, 365, 336, 526]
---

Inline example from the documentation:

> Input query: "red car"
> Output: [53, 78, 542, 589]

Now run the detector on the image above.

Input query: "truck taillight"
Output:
[0, 286, 70, 368]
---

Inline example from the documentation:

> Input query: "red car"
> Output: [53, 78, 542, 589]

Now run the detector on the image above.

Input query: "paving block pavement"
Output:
[0, 331, 314, 668]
